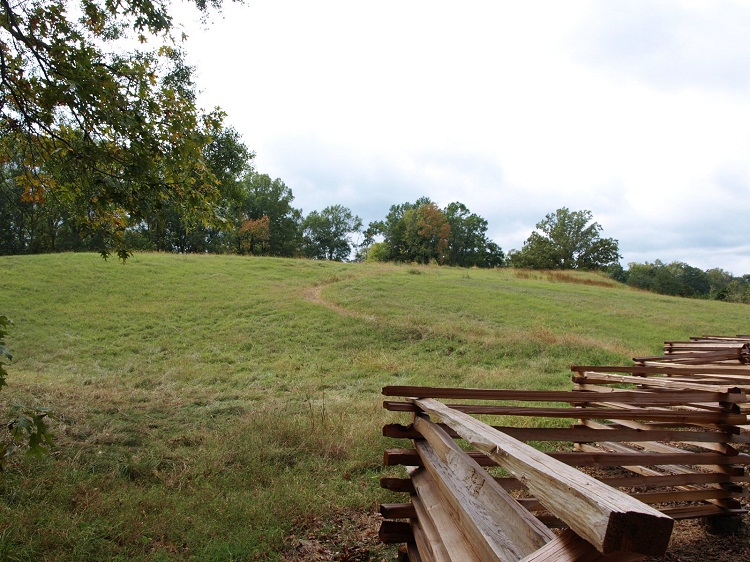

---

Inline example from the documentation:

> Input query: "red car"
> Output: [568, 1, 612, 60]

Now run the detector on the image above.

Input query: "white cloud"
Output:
[175, 0, 750, 273]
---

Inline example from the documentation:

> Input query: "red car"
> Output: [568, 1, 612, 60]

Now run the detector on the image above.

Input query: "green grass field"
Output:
[1, 253, 748, 560]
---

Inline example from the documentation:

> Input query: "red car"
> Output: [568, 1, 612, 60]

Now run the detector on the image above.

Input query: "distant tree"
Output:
[128, 125, 254, 254]
[706, 268, 735, 300]
[368, 198, 503, 267]
[481, 241, 507, 268]
[0, 142, 117, 255]
[365, 242, 390, 262]
[239, 174, 302, 256]
[238, 216, 271, 255]
[409, 202, 451, 264]
[302, 205, 362, 261]
[605, 263, 628, 284]
[353, 224, 379, 262]
[444, 202, 505, 267]
[509, 208, 620, 270]
[727, 275, 750, 303]
[652, 263, 681, 296]
[369, 198, 450, 264]
[624, 261, 659, 292]
[665, 262, 710, 298]
[371, 197, 433, 262]
[623, 261, 745, 302]
[0, 161, 43, 254]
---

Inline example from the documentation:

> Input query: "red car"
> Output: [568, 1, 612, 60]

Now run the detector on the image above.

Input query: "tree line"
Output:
[1, 0, 747, 302]
[4, 151, 750, 303]
[1, 149, 505, 267]
[608, 261, 750, 304]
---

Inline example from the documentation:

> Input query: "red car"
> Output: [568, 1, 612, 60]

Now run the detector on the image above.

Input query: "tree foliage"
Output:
[616, 260, 750, 303]
[238, 215, 270, 255]
[410, 202, 450, 264]
[238, 173, 301, 257]
[369, 198, 503, 267]
[509, 208, 620, 270]
[301, 204, 362, 261]
[444, 202, 505, 267]
[124, 125, 253, 254]
[0, 0, 235, 259]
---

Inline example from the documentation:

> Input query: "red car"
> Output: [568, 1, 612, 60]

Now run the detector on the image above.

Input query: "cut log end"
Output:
[603, 511, 674, 556]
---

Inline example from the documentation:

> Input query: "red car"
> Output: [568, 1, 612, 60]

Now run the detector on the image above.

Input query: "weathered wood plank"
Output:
[379, 520, 413, 544]
[579, 417, 739, 455]
[414, 416, 555, 561]
[410, 516, 440, 562]
[406, 543, 424, 562]
[412, 398, 674, 556]
[517, 529, 608, 562]
[517, 487, 741, 509]
[631, 488, 740, 503]
[410, 469, 482, 561]
[551, 451, 750, 467]
[384, 448, 495, 467]
[572, 364, 750, 378]
[383, 422, 750, 444]
[384, 401, 748, 424]
[386, 447, 750, 469]
[382, 385, 742, 404]
[381, 471, 748, 495]
[381, 476, 416, 493]
[577, 443, 745, 511]
[661, 505, 747, 519]
[518, 528, 648, 562]
[638, 361, 750, 377]
[381, 503, 417, 519]
[599, 472, 749, 487]
[571, 372, 746, 395]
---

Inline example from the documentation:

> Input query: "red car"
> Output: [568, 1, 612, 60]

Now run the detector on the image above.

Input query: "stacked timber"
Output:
[381, 388, 679, 561]
[379, 337, 750, 560]
[571, 366, 750, 520]
[636, 335, 750, 366]
[380, 379, 750, 560]
[632, 334, 750, 430]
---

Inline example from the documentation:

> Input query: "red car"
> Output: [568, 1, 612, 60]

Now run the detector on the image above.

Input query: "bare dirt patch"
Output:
[283, 502, 750, 561]
[646, 513, 750, 562]
[282, 509, 396, 562]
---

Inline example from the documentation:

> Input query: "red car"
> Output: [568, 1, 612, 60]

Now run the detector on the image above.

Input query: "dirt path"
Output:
[302, 285, 375, 322]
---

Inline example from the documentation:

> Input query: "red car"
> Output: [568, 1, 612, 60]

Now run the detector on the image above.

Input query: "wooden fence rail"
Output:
[637, 334, 750, 366]
[379, 337, 750, 560]
[380, 394, 674, 561]
[382, 386, 750, 556]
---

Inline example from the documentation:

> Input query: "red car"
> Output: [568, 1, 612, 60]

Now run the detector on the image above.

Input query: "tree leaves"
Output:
[301, 205, 362, 261]
[509, 208, 621, 271]
[0, 0, 235, 258]
[369, 198, 504, 267]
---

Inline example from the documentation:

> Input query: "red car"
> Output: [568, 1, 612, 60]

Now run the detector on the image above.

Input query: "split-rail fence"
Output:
[379, 334, 750, 561]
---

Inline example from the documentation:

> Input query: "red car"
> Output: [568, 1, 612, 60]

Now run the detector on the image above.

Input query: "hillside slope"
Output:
[0, 253, 747, 560]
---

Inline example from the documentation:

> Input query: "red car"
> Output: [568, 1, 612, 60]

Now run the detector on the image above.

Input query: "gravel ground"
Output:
[283, 499, 750, 561]
[644, 511, 750, 562]
[284, 447, 750, 561]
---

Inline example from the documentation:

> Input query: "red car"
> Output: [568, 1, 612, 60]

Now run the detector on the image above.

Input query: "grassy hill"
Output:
[1, 253, 747, 560]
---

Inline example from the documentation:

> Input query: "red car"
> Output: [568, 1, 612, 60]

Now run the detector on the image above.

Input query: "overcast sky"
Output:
[175, 0, 750, 274]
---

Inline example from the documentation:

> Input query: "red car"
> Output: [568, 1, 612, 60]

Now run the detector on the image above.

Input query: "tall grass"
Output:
[0, 253, 747, 560]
